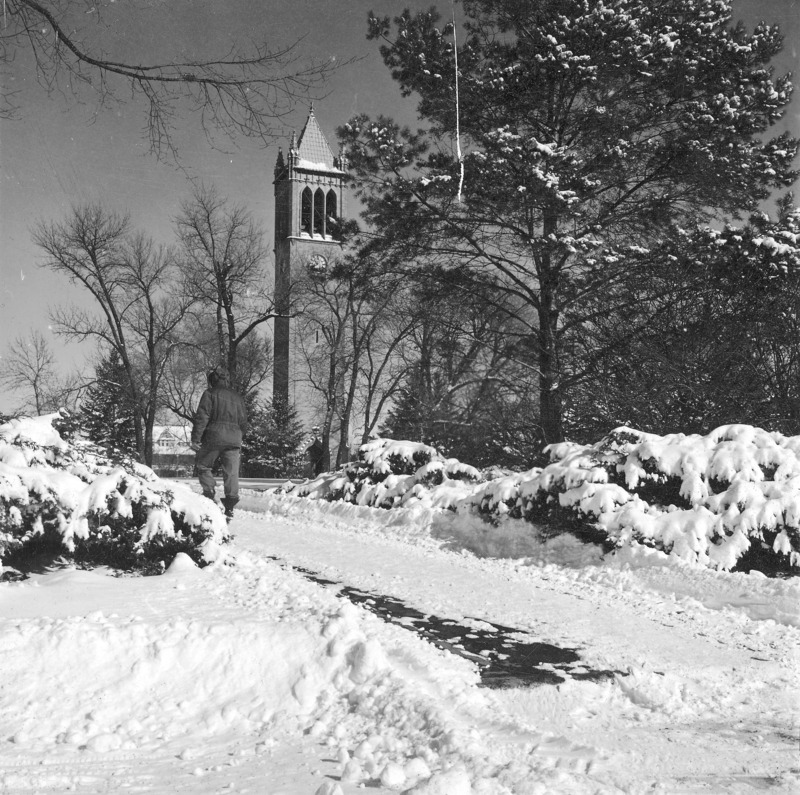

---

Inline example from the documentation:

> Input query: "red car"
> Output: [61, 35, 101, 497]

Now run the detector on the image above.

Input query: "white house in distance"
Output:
[151, 425, 193, 476]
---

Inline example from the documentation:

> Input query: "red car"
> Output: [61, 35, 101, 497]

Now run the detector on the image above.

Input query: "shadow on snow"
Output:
[268, 557, 622, 689]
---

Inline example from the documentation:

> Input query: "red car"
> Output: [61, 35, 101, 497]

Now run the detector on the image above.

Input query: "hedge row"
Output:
[283, 430, 800, 575]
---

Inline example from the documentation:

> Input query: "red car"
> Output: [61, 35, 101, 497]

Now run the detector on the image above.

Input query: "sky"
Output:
[0, 0, 798, 413]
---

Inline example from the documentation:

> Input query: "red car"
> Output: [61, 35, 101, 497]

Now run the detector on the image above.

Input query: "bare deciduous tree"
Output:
[293, 255, 415, 467]
[0, 329, 82, 415]
[2, 0, 341, 157]
[34, 205, 193, 463]
[175, 184, 274, 393]
[161, 331, 271, 423]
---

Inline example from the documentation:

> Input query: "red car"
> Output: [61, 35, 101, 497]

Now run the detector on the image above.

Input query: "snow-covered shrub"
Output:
[0, 413, 228, 574]
[284, 438, 482, 510]
[285, 428, 800, 575]
[361, 438, 438, 477]
[470, 426, 800, 574]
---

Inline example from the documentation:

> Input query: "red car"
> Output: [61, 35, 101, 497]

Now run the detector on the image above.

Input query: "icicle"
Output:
[452, 1, 465, 203]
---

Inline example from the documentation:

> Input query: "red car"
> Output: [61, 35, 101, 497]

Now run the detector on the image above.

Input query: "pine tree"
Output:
[79, 352, 138, 459]
[341, 0, 798, 444]
[381, 371, 541, 468]
[241, 397, 305, 478]
[567, 201, 800, 437]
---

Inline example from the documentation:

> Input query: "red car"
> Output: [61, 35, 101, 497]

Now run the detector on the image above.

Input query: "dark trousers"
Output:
[196, 446, 241, 501]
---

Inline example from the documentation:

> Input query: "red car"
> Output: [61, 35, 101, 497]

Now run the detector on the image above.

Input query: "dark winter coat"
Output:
[191, 386, 248, 450]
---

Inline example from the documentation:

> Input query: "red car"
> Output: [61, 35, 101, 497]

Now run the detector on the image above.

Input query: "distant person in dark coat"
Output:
[306, 438, 325, 478]
[190, 367, 248, 522]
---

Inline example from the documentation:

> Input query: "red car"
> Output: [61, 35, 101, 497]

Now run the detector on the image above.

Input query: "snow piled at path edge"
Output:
[257, 489, 800, 629]
[2, 547, 491, 793]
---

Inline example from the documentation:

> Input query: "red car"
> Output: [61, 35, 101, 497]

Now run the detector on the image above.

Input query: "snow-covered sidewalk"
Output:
[1, 490, 798, 793]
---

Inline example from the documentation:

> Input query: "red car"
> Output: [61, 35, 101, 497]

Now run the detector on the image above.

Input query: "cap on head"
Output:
[207, 367, 229, 388]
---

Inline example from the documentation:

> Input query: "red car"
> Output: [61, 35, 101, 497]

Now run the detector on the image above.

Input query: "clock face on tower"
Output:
[309, 254, 327, 273]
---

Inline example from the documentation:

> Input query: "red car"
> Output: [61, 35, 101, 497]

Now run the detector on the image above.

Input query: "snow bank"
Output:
[3, 490, 798, 792]
[1, 553, 485, 792]
[0, 413, 228, 571]
[283, 428, 800, 574]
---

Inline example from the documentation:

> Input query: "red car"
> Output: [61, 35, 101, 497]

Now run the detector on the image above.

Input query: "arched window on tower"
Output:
[313, 188, 325, 236]
[326, 190, 338, 240]
[301, 188, 312, 235]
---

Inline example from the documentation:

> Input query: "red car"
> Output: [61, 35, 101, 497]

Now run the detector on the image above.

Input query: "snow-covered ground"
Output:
[1, 488, 798, 794]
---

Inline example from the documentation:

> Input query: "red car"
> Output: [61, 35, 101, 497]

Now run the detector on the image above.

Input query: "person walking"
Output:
[190, 367, 248, 522]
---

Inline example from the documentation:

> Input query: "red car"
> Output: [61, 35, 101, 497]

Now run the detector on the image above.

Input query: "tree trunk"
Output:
[320, 405, 335, 473]
[537, 310, 563, 445]
[537, 229, 564, 446]
[337, 370, 358, 467]
[115, 350, 146, 462]
[143, 417, 154, 467]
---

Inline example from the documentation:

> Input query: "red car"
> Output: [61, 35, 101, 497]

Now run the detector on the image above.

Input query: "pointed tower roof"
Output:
[295, 107, 343, 173]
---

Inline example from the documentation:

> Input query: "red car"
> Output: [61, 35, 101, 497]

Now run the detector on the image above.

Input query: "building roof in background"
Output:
[153, 426, 190, 441]
[152, 426, 193, 456]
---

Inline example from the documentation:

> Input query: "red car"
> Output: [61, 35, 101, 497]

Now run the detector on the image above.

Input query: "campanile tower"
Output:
[272, 108, 347, 406]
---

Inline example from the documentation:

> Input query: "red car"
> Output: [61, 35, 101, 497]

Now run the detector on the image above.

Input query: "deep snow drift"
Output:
[1, 488, 798, 794]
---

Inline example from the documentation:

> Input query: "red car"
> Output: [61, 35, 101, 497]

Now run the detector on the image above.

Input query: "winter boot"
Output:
[202, 490, 216, 503]
[222, 496, 239, 523]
